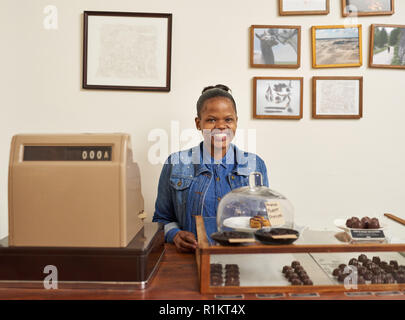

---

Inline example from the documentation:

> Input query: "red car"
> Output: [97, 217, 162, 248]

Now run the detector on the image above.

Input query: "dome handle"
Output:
[249, 172, 263, 188]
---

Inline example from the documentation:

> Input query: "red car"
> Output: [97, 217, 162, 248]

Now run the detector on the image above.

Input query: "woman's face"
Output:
[195, 97, 238, 153]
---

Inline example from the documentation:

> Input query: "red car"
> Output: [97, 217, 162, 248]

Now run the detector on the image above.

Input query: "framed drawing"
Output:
[253, 77, 303, 119]
[279, 0, 330, 16]
[369, 24, 405, 69]
[312, 76, 363, 119]
[250, 25, 301, 68]
[83, 11, 172, 91]
[342, 0, 394, 17]
[312, 25, 362, 68]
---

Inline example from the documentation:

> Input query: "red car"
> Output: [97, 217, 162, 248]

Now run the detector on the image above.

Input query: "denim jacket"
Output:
[152, 142, 269, 243]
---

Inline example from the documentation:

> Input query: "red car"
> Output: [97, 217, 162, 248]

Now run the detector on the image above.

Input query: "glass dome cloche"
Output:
[217, 172, 294, 232]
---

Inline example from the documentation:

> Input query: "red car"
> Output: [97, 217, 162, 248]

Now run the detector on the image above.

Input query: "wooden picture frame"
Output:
[83, 11, 172, 91]
[341, 0, 394, 17]
[253, 77, 303, 120]
[312, 25, 362, 68]
[279, 0, 330, 16]
[250, 25, 301, 69]
[312, 76, 363, 119]
[369, 24, 405, 69]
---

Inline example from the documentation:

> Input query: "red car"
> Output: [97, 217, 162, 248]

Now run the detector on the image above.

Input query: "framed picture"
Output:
[312, 25, 362, 68]
[253, 77, 303, 119]
[279, 0, 330, 15]
[83, 11, 172, 91]
[342, 0, 394, 17]
[369, 24, 405, 69]
[250, 25, 301, 68]
[312, 76, 363, 119]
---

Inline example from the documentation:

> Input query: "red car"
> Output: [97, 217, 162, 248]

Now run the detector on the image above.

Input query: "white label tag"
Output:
[265, 201, 285, 226]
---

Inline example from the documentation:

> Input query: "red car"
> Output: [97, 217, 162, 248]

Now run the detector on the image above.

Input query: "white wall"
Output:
[1, 0, 405, 239]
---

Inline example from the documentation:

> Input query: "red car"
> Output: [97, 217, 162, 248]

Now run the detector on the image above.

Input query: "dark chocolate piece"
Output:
[291, 261, 300, 268]
[333, 268, 342, 277]
[303, 279, 313, 285]
[337, 273, 349, 282]
[389, 260, 399, 270]
[283, 266, 293, 274]
[290, 278, 303, 285]
[372, 256, 381, 265]
[369, 218, 380, 229]
[358, 254, 368, 263]
[225, 264, 239, 270]
[339, 264, 347, 270]
[363, 271, 373, 281]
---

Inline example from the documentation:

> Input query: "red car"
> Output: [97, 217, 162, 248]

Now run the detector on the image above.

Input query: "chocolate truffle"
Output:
[291, 261, 301, 268]
[358, 254, 368, 263]
[283, 266, 293, 274]
[337, 273, 349, 282]
[357, 266, 367, 276]
[346, 218, 354, 228]
[372, 256, 381, 264]
[389, 260, 399, 270]
[303, 279, 313, 286]
[333, 268, 342, 276]
[364, 271, 373, 281]
[339, 264, 347, 270]
[352, 220, 362, 229]
[371, 267, 382, 275]
[361, 217, 371, 229]
[369, 218, 380, 229]
[225, 264, 239, 270]
[290, 279, 303, 285]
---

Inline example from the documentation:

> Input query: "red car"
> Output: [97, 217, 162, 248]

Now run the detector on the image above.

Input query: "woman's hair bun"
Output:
[202, 84, 232, 94]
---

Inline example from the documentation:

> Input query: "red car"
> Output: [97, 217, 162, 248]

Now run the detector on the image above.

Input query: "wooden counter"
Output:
[0, 244, 404, 300]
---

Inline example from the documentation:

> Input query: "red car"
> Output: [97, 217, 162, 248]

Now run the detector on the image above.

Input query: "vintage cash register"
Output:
[0, 133, 164, 288]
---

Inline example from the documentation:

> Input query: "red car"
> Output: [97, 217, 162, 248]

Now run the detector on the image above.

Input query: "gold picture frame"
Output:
[312, 76, 363, 119]
[279, 0, 330, 16]
[341, 0, 394, 17]
[369, 24, 405, 69]
[312, 25, 362, 68]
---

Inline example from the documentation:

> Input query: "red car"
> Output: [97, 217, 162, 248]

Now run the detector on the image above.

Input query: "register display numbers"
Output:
[23, 146, 112, 161]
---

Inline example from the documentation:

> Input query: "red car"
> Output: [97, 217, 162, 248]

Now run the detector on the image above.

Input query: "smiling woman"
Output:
[152, 85, 269, 253]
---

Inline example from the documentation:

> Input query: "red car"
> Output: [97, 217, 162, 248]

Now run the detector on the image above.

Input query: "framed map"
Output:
[83, 11, 172, 91]
[312, 76, 363, 119]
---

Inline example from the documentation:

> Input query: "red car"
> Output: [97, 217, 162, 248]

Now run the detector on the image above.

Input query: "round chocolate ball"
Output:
[290, 278, 303, 285]
[358, 254, 368, 263]
[303, 279, 313, 286]
[339, 264, 347, 270]
[389, 260, 399, 270]
[333, 268, 342, 277]
[372, 256, 381, 264]
[337, 273, 349, 282]
[369, 218, 380, 229]
[283, 266, 293, 274]
[361, 217, 371, 229]
[346, 218, 354, 228]
[291, 261, 301, 268]
[364, 271, 373, 281]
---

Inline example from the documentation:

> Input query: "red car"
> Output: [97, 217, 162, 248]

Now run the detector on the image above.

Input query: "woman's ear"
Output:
[195, 117, 201, 131]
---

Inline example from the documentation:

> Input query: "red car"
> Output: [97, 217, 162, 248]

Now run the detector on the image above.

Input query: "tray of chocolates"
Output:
[330, 254, 405, 285]
[254, 228, 299, 245]
[334, 216, 385, 232]
[282, 260, 314, 286]
[210, 231, 255, 246]
[210, 263, 240, 287]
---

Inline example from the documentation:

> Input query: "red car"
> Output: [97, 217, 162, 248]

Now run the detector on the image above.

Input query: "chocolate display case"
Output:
[195, 216, 405, 295]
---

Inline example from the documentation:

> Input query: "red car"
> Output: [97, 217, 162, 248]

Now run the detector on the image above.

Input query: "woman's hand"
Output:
[173, 231, 198, 253]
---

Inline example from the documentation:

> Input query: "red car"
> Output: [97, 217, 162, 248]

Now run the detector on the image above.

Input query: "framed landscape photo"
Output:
[369, 24, 405, 69]
[250, 25, 301, 68]
[279, 0, 330, 16]
[83, 11, 172, 91]
[312, 25, 362, 68]
[312, 76, 363, 119]
[341, 0, 394, 17]
[253, 77, 303, 119]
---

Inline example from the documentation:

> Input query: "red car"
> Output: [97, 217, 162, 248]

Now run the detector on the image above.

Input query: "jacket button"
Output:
[177, 181, 182, 186]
